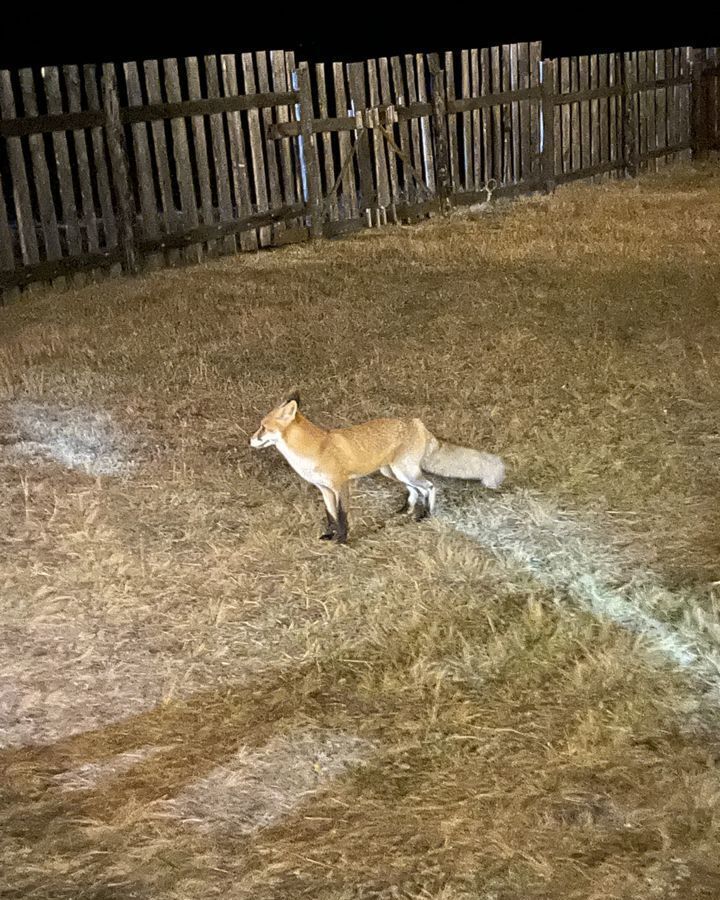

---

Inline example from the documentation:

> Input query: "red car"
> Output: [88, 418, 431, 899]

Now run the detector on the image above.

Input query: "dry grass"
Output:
[1, 163, 720, 899]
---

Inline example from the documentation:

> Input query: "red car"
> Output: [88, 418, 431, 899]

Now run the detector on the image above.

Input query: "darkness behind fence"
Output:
[0, 43, 718, 301]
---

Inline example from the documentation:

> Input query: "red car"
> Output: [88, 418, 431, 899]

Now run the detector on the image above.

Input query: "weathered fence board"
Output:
[518, 43, 531, 181]
[509, 44, 520, 182]
[221, 54, 257, 252]
[44, 66, 83, 281]
[480, 47, 492, 184]
[0, 70, 40, 269]
[124, 61, 161, 270]
[331, 61, 358, 218]
[598, 55, 609, 169]
[490, 47, 503, 182]
[550, 57, 562, 180]
[166, 59, 201, 262]
[347, 61, 374, 213]
[241, 53, 272, 246]
[529, 43, 542, 179]
[295, 62, 321, 236]
[64, 66, 100, 259]
[83, 65, 118, 255]
[271, 49, 299, 219]
[315, 62, 337, 220]
[20, 68, 63, 276]
[200, 55, 235, 256]
[379, 56, 400, 218]
[475, 48, 486, 188]
[459, 50, 471, 190]
[368, 58, 391, 211]
[186, 57, 219, 257]
[0, 167, 16, 287]
[541, 59, 557, 192]
[101, 63, 138, 274]
[443, 51, 459, 193]
[404, 55, 425, 199]
[145, 60, 182, 264]
[257, 51, 284, 237]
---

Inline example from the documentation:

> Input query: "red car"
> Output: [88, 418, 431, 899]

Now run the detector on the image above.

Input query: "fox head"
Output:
[250, 392, 300, 448]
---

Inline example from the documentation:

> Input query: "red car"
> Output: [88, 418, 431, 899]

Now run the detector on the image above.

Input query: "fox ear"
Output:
[284, 390, 300, 407]
[278, 399, 298, 422]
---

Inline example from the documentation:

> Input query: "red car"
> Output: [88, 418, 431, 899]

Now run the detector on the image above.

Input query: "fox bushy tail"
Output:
[422, 434, 505, 489]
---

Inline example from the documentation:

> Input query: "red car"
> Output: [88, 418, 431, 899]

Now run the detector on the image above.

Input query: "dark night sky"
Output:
[0, 10, 717, 70]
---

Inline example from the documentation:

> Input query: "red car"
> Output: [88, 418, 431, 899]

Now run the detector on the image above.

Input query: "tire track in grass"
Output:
[441, 489, 720, 690]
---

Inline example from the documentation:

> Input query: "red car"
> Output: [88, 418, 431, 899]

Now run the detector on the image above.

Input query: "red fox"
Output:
[250, 392, 504, 543]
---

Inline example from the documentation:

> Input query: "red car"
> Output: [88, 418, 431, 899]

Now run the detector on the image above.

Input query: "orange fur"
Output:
[250, 394, 504, 543]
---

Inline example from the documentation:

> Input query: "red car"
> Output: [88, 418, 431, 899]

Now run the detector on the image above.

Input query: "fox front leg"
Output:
[335, 485, 349, 544]
[318, 486, 344, 542]
[318, 486, 337, 540]
[318, 485, 349, 544]
[320, 509, 337, 541]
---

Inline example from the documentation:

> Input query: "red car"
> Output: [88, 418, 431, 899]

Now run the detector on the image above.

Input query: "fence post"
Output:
[540, 59, 556, 193]
[428, 53, 451, 212]
[101, 64, 138, 275]
[621, 53, 638, 178]
[296, 62, 323, 239]
[691, 49, 708, 159]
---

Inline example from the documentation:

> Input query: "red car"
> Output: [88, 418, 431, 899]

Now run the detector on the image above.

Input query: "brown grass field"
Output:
[1, 164, 720, 899]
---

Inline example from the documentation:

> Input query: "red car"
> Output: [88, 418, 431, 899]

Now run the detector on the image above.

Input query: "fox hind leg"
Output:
[390, 464, 436, 520]
[381, 465, 415, 514]
[402, 486, 421, 515]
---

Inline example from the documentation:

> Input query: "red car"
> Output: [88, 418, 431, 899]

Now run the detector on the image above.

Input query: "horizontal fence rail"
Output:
[0, 44, 718, 300]
[0, 92, 300, 137]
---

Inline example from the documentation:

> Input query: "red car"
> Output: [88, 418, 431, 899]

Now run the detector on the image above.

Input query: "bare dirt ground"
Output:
[1, 164, 720, 899]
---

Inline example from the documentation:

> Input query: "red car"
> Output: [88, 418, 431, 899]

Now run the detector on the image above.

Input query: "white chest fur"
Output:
[276, 439, 326, 487]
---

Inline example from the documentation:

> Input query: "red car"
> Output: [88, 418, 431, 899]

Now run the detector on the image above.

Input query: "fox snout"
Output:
[250, 426, 273, 449]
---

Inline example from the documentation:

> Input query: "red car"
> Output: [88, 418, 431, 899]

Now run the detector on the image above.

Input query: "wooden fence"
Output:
[0, 43, 718, 301]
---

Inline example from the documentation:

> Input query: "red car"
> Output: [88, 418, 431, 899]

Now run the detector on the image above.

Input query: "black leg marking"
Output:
[335, 500, 348, 544]
[413, 496, 430, 521]
[397, 497, 410, 515]
[320, 511, 337, 540]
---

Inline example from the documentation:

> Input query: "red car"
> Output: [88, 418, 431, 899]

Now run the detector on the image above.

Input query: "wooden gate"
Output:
[270, 57, 447, 235]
